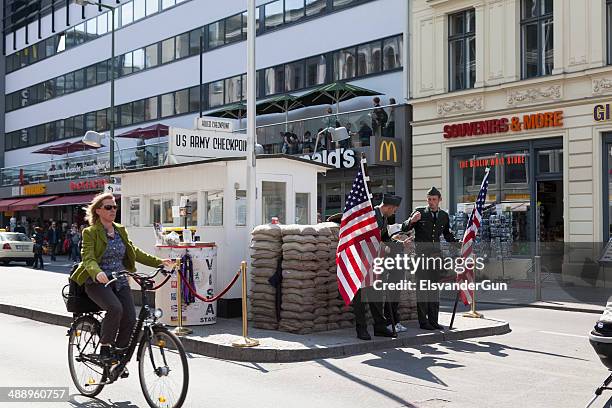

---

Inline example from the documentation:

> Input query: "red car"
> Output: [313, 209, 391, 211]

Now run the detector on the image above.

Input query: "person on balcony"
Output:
[384, 98, 396, 138]
[371, 97, 388, 137]
[358, 121, 373, 147]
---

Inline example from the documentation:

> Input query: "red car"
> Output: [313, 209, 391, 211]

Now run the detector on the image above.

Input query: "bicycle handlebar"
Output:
[104, 265, 175, 288]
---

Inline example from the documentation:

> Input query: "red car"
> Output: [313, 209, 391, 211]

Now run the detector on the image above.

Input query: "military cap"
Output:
[382, 193, 402, 207]
[326, 213, 343, 224]
[426, 186, 441, 197]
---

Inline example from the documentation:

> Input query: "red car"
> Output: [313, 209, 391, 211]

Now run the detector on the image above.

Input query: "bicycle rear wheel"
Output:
[68, 315, 107, 397]
[138, 327, 189, 408]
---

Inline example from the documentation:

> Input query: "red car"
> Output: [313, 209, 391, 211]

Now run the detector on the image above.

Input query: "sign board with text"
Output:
[193, 117, 234, 133]
[169, 127, 247, 160]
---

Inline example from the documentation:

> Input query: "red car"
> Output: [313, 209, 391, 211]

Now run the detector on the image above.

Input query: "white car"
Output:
[0, 232, 34, 266]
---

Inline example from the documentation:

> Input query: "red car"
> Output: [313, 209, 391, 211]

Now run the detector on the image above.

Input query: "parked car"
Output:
[0, 232, 34, 266]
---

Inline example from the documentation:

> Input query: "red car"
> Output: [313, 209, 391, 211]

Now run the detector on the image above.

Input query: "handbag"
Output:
[62, 264, 101, 314]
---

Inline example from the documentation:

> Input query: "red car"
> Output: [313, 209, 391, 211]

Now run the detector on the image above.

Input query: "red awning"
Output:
[39, 193, 98, 207]
[0, 198, 24, 212]
[9, 196, 58, 211]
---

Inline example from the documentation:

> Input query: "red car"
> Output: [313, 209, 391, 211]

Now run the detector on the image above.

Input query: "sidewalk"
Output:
[0, 266, 509, 362]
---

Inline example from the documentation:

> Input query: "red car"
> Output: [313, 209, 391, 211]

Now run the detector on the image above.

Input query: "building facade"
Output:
[410, 0, 612, 247]
[0, 0, 412, 229]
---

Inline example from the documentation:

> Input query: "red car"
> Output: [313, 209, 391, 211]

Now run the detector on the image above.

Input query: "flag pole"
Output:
[449, 291, 460, 329]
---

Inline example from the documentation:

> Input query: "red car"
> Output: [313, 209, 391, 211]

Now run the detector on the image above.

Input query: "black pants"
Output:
[383, 269, 404, 325]
[84, 280, 136, 347]
[49, 243, 57, 261]
[33, 251, 44, 269]
[352, 286, 387, 330]
[416, 272, 440, 326]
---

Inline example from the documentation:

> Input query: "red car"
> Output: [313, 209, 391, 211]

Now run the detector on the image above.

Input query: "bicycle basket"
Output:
[62, 264, 101, 314]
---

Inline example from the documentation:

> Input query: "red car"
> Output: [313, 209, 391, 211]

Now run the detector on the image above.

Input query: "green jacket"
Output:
[70, 222, 162, 286]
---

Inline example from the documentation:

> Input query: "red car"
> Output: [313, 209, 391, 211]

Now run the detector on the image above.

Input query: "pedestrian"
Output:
[70, 224, 82, 262]
[69, 192, 175, 364]
[384, 98, 396, 138]
[371, 96, 388, 137]
[351, 193, 403, 340]
[402, 186, 458, 330]
[46, 221, 60, 261]
[14, 222, 25, 234]
[358, 121, 373, 146]
[303, 131, 314, 153]
[31, 226, 45, 270]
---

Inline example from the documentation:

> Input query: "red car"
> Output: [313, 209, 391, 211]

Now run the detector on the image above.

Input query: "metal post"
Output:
[109, 6, 115, 171]
[174, 259, 192, 336]
[246, 0, 257, 230]
[534, 255, 542, 301]
[199, 34, 203, 118]
[232, 261, 259, 347]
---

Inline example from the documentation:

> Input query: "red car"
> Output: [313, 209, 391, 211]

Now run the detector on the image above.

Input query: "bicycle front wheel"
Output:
[138, 327, 189, 408]
[68, 315, 107, 397]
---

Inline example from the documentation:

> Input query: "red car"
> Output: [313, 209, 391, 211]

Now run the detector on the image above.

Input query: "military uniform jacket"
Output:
[402, 206, 457, 254]
[374, 206, 403, 256]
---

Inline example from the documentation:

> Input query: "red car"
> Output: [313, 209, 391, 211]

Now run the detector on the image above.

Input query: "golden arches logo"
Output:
[379, 140, 398, 162]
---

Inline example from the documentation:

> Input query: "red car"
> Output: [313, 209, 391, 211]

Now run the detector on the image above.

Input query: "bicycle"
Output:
[66, 267, 189, 408]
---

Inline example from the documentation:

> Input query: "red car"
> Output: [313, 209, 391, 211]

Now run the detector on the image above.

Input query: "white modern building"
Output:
[0, 0, 411, 230]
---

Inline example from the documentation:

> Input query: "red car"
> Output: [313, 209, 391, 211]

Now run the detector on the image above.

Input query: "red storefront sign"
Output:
[69, 178, 107, 191]
[443, 110, 563, 139]
[458, 154, 526, 169]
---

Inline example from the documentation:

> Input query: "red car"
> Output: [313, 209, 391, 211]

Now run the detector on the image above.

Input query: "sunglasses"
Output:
[102, 205, 118, 211]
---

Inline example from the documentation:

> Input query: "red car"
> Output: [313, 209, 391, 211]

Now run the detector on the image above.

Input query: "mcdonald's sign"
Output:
[373, 137, 402, 166]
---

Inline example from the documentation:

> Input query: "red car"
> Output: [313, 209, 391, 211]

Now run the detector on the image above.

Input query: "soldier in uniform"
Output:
[403, 187, 457, 330]
[350, 193, 402, 340]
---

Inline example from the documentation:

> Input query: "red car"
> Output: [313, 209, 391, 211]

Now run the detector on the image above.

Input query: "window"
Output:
[333, 0, 356, 8]
[209, 80, 224, 107]
[225, 76, 242, 104]
[133, 48, 145, 72]
[75, 23, 86, 45]
[265, 66, 284, 95]
[86, 19, 97, 38]
[608, 0, 612, 64]
[357, 41, 382, 76]
[86, 65, 97, 87]
[97, 60, 110, 83]
[333, 47, 356, 80]
[146, 0, 159, 15]
[150, 198, 161, 224]
[121, 52, 133, 76]
[74, 69, 85, 91]
[189, 28, 202, 55]
[264, 0, 284, 30]
[175, 89, 189, 114]
[162, 0, 175, 10]
[134, 0, 146, 21]
[205, 191, 223, 226]
[180, 193, 198, 226]
[145, 96, 159, 120]
[226, 14, 243, 44]
[262, 181, 286, 223]
[285, 61, 304, 91]
[96, 109, 108, 131]
[189, 86, 201, 112]
[285, 0, 305, 23]
[162, 198, 174, 224]
[295, 193, 310, 224]
[161, 38, 175, 64]
[448, 9, 476, 91]
[521, 0, 553, 79]
[133, 99, 145, 123]
[175, 33, 190, 59]
[208, 21, 225, 49]
[305, 55, 326, 87]
[145, 43, 159, 68]
[161, 93, 174, 117]
[129, 198, 140, 227]
[306, 0, 326, 16]
[383, 36, 402, 71]
[120, 103, 133, 126]
[235, 190, 247, 226]
[242, 9, 260, 35]
[64, 72, 75, 94]
[97, 13, 108, 35]
[121, 2, 134, 25]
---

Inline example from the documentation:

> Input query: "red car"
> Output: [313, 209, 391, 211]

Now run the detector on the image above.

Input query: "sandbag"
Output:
[282, 234, 318, 244]
[313, 323, 328, 332]
[282, 260, 319, 271]
[252, 268, 276, 278]
[281, 242, 317, 253]
[282, 269, 317, 280]
[251, 307, 277, 318]
[251, 283, 276, 295]
[253, 322, 279, 330]
[252, 258, 278, 268]
[250, 292, 276, 301]
[281, 302, 315, 313]
[283, 287, 316, 296]
[281, 225, 318, 236]
[281, 279, 315, 289]
[282, 293, 315, 305]
[280, 310, 315, 321]
[252, 224, 282, 237]
[282, 251, 319, 261]
[327, 322, 340, 330]
[250, 249, 282, 259]
[252, 276, 274, 285]
[250, 241, 282, 251]
[314, 315, 328, 324]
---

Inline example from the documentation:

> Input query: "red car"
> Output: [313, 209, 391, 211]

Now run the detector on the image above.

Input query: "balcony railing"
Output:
[0, 104, 405, 188]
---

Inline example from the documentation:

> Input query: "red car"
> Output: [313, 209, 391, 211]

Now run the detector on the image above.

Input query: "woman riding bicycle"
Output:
[70, 192, 174, 363]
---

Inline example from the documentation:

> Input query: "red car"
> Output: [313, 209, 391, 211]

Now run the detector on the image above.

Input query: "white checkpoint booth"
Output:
[116, 152, 330, 321]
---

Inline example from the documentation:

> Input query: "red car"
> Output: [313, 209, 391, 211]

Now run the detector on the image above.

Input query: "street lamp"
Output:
[75, 0, 117, 171]
[82, 130, 124, 169]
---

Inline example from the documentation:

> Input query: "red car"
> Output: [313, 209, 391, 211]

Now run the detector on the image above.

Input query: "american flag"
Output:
[458, 167, 490, 306]
[336, 159, 381, 305]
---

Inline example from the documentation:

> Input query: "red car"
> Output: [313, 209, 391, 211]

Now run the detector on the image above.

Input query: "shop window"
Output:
[150, 198, 161, 224]
[236, 190, 247, 226]
[333, 47, 356, 80]
[205, 191, 224, 226]
[208, 21, 225, 49]
[162, 198, 174, 224]
[537, 148, 562, 174]
[262, 182, 286, 223]
[448, 9, 475, 91]
[306, 0, 326, 16]
[129, 198, 140, 227]
[285, 61, 305, 92]
[225, 14, 243, 44]
[296, 193, 310, 224]
[264, 1, 284, 30]
[305, 55, 326, 87]
[521, 0, 553, 79]
[285, 0, 305, 23]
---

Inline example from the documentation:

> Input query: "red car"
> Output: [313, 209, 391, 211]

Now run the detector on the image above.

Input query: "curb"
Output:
[474, 300, 604, 315]
[0, 303, 510, 363]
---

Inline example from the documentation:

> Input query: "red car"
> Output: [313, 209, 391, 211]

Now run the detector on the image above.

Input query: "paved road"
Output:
[2, 255, 75, 275]
[0, 303, 608, 408]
